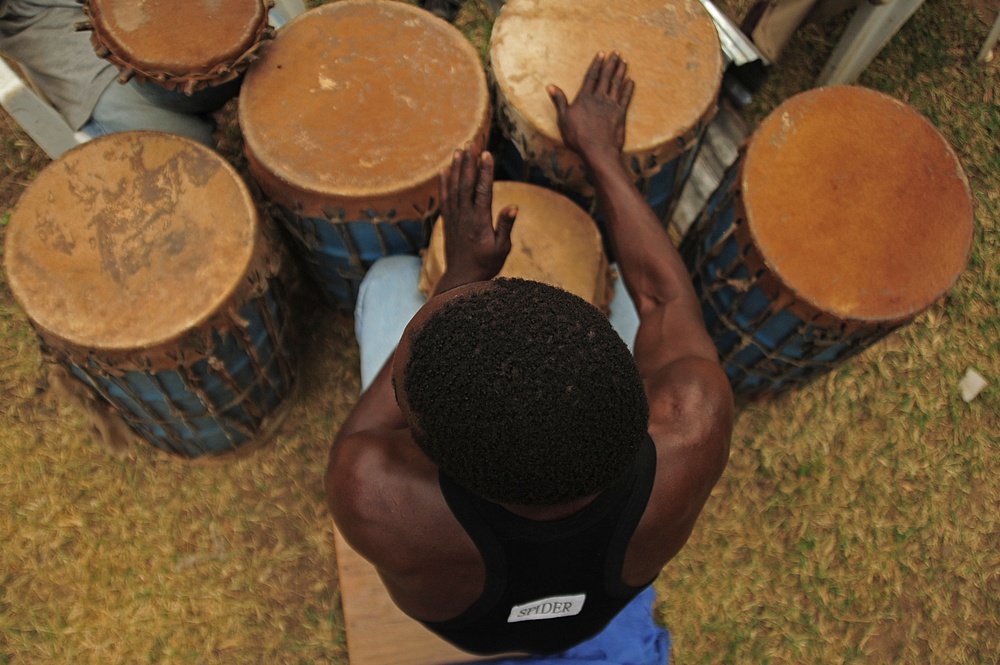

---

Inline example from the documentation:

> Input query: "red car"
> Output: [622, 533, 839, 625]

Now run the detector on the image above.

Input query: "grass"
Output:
[1, 0, 998, 663]
[659, 5, 1000, 662]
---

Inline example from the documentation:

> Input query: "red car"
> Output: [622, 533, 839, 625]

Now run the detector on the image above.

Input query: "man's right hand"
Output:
[545, 49, 725, 380]
[435, 147, 517, 294]
[547, 51, 634, 166]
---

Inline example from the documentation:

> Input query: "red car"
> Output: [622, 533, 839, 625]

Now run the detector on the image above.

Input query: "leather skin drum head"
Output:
[5, 132, 258, 351]
[741, 85, 974, 324]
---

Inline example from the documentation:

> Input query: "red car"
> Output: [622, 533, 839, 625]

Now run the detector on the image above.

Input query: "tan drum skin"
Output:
[490, 0, 723, 196]
[420, 182, 615, 313]
[737, 85, 974, 326]
[5, 132, 261, 356]
[238, 0, 491, 223]
[81, 0, 273, 93]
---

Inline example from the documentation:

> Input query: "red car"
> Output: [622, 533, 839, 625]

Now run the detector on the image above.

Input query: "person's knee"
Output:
[89, 81, 217, 147]
[359, 256, 422, 298]
[364, 255, 423, 283]
[356, 255, 423, 318]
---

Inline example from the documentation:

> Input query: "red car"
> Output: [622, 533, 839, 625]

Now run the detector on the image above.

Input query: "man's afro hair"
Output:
[402, 278, 649, 505]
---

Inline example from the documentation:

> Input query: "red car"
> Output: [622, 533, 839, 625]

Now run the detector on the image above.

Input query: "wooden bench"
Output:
[332, 527, 499, 665]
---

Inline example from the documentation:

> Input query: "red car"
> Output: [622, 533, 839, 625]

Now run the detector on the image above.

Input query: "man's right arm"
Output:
[548, 52, 720, 377]
[548, 51, 732, 488]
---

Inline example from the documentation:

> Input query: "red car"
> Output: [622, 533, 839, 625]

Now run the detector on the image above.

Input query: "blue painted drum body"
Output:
[132, 76, 245, 115]
[489, 0, 722, 228]
[681, 164, 893, 395]
[239, 1, 491, 307]
[274, 207, 429, 305]
[681, 86, 974, 396]
[64, 283, 293, 457]
[5, 132, 297, 459]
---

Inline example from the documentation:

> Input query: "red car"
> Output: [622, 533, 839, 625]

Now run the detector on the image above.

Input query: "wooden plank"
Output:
[333, 526, 496, 665]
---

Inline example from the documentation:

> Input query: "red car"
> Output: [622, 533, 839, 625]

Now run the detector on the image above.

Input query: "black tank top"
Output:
[420, 435, 658, 655]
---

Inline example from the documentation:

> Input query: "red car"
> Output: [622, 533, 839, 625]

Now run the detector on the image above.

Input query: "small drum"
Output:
[79, 0, 274, 112]
[4, 132, 297, 459]
[489, 0, 722, 223]
[681, 86, 974, 395]
[420, 182, 615, 312]
[239, 0, 491, 306]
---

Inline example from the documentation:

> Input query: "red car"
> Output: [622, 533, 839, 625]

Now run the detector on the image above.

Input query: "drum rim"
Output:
[82, 0, 272, 89]
[488, 0, 723, 155]
[4, 131, 262, 351]
[237, 0, 491, 205]
[739, 85, 975, 325]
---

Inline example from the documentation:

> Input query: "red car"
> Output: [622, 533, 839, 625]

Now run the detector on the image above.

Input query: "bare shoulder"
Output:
[646, 355, 733, 464]
[325, 428, 443, 567]
[622, 357, 733, 583]
[645, 356, 733, 513]
[324, 428, 486, 620]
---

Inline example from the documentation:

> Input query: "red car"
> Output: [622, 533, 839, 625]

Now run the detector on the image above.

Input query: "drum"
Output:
[489, 0, 722, 224]
[420, 182, 615, 313]
[79, 0, 274, 112]
[681, 86, 974, 396]
[4, 132, 297, 459]
[239, 0, 491, 306]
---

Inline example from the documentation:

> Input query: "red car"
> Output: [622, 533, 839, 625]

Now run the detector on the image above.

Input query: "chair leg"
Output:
[978, 10, 1000, 63]
[816, 0, 925, 86]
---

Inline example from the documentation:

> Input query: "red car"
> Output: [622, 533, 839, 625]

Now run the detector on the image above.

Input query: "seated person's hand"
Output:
[547, 51, 634, 164]
[435, 147, 517, 292]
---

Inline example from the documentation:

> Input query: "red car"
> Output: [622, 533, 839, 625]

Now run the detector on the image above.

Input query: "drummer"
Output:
[326, 52, 733, 662]
[0, 0, 216, 146]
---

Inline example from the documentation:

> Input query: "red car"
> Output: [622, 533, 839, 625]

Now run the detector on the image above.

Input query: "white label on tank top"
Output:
[507, 594, 586, 622]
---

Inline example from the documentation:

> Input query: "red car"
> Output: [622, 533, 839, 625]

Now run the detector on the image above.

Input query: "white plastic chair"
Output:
[0, 57, 90, 158]
[978, 7, 1000, 63]
[0, 0, 309, 159]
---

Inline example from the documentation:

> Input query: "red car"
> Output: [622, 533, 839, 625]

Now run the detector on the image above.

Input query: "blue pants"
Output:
[354, 255, 641, 390]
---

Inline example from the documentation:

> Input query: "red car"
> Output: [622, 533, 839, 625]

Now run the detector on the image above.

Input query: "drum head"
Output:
[420, 182, 613, 310]
[490, 0, 722, 155]
[86, 0, 268, 77]
[5, 132, 259, 351]
[742, 86, 974, 323]
[239, 0, 490, 215]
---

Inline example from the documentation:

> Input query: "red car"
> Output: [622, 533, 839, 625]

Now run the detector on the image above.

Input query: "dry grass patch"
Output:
[1, 299, 358, 663]
[1, 1, 998, 663]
